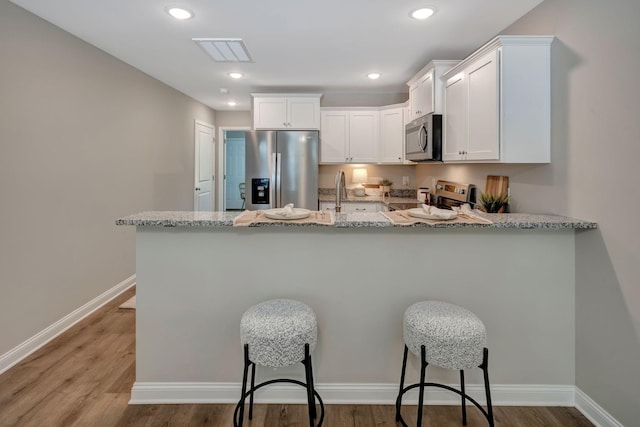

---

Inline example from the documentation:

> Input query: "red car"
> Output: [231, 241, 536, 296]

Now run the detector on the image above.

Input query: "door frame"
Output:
[194, 120, 215, 211]
[217, 126, 251, 211]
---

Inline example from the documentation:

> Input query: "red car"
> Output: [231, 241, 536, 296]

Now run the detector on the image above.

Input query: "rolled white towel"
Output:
[277, 203, 294, 217]
[422, 204, 457, 220]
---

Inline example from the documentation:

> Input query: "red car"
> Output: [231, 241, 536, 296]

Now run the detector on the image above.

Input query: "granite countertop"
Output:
[116, 211, 597, 229]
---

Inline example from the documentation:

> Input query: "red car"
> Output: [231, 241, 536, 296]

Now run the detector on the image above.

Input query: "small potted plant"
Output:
[477, 192, 510, 213]
[379, 179, 393, 197]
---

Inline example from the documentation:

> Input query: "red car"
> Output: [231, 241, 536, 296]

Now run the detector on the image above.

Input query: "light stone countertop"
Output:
[116, 211, 597, 229]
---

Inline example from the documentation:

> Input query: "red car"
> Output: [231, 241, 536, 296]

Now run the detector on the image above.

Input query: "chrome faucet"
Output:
[335, 169, 347, 213]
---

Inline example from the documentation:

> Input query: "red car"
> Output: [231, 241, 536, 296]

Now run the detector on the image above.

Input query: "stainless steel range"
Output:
[434, 180, 476, 209]
[386, 180, 475, 211]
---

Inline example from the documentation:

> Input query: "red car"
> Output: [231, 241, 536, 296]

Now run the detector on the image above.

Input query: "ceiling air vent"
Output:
[193, 38, 253, 62]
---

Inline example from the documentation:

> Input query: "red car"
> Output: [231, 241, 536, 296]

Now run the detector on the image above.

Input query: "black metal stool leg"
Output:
[248, 361, 256, 419]
[460, 370, 467, 425]
[303, 344, 315, 427]
[307, 351, 318, 419]
[416, 345, 428, 427]
[395, 345, 409, 421]
[481, 348, 494, 427]
[237, 344, 250, 427]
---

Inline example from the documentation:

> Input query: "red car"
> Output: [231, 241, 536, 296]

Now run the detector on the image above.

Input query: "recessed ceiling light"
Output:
[368, 73, 381, 80]
[228, 101, 237, 107]
[166, 7, 193, 20]
[410, 7, 436, 20]
[228, 72, 244, 79]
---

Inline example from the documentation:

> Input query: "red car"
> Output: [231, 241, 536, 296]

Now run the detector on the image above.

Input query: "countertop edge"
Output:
[115, 211, 597, 230]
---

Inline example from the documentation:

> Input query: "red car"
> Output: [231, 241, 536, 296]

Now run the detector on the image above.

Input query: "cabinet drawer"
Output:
[319, 201, 381, 213]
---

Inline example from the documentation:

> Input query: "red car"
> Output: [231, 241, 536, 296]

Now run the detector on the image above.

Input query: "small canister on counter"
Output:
[417, 188, 430, 205]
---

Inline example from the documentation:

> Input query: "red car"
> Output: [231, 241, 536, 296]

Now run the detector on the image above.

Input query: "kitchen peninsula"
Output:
[117, 211, 595, 405]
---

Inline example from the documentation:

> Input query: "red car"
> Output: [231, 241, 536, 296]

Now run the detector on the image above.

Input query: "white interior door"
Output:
[224, 134, 246, 210]
[194, 121, 214, 211]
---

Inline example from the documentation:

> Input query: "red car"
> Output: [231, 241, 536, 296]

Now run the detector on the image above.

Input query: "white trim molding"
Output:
[130, 382, 575, 407]
[575, 387, 623, 427]
[0, 274, 136, 375]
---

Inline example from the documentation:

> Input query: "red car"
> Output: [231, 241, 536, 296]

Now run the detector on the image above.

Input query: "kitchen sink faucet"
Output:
[335, 169, 346, 213]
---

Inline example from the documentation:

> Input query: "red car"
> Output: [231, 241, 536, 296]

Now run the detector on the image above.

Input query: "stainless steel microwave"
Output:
[405, 113, 442, 162]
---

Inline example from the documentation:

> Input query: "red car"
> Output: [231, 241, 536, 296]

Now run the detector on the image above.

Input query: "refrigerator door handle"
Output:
[270, 152, 277, 208]
[276, 152, 282, 208]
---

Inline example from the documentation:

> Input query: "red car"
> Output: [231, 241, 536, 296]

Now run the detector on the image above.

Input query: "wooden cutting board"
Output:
[485, 175, 509, 196]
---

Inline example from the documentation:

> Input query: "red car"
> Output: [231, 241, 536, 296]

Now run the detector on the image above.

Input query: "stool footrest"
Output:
[233, 378, 325, 427]
[395, 382, 490, 426]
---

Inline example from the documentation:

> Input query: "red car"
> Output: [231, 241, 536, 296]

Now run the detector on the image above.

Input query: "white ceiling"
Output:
[10, 0, 544, 111]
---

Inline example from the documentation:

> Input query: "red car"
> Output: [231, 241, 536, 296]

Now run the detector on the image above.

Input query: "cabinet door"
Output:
[348, 111, 378, 163]
[467, 50, 499, 160]
[320, 111, 349, 163]
[409, 82, 421, 120]
[253, 97, 288, 129]
[342, 202, 377, 213]
[379, 108, 404, 163]
[319, 201, 336, 211]
[403, 104, 412, 125]
[288, 97, 320, 129]
[409, 72, 433, 119]
[443, 73, 468, 161]
[419, 72, 434, 116]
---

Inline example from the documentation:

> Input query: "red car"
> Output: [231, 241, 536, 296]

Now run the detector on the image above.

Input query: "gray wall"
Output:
[214, 110, 251, 128]
[417, 0, 640, 423]
[0, 2, 215, 355]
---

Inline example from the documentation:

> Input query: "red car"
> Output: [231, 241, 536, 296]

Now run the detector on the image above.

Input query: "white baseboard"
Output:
[575, 387, 623, 427]
[0, 274, 136, 375]
[130, 382, 575, 407]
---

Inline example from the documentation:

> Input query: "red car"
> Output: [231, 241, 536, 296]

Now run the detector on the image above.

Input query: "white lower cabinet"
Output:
[442, 35, 554, 163]
[319, 201, 381, 213]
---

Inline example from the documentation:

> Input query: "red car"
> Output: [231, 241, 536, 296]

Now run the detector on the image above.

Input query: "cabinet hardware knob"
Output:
[195, 187, 201, 191]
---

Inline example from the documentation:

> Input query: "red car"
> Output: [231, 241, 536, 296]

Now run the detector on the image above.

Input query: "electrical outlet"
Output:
[402, 176, 409, 186]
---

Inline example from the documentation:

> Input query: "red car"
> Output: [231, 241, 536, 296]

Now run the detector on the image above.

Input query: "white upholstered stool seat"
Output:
[236, 299, 323, 427]
[240, 298, 318, 368]
[396, 301, 494, 426]
[403, 300, 486, 370]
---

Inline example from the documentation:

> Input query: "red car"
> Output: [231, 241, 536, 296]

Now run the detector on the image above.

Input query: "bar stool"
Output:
[395, 301, 494, 427]
[233, 299, 324, 427]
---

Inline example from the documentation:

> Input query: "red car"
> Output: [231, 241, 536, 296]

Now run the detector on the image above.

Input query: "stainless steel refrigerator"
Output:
[245, 130, 318, 210]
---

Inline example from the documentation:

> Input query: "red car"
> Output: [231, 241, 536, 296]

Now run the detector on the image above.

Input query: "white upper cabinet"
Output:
[406, 60, 459, 121]
[379, 106, 405, 164]
[319, 111, 349, 163]
[467, 50, 499, 160]
[409, 73, 432, 119]
[348, 111, 378, 163]
[320, 109, 378, 163]
[442, 36, 554, 163]
[252, 94, 321, 130]
[443, 72, 468, 161]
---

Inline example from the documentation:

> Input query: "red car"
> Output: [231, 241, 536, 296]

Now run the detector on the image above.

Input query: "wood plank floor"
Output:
[0, 288, 593, 427]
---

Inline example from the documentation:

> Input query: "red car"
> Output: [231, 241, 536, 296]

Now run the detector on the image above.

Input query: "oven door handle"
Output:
[418, 125, 428, 152]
